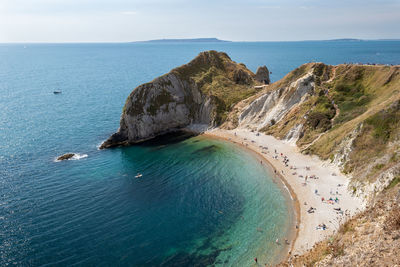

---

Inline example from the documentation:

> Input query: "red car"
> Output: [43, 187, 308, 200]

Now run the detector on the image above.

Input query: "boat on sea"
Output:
[135, 173, 142, 178]
[53, 90, 62, 94]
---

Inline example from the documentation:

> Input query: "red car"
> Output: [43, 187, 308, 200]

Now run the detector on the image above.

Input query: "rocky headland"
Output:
[100, 51, 268, 148]
[102, 51, 400, 265]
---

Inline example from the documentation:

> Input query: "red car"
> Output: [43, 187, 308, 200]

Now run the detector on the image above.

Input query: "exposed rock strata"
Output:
[220, 62, 400, 265]
[239, 72, 314, 130]
[101, 51, 265, 148]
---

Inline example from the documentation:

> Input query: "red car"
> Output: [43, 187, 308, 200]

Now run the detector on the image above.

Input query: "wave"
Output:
[71, 153, 88, 160]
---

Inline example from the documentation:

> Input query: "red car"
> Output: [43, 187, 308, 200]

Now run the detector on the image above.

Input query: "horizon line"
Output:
[1, 38, 400, 44]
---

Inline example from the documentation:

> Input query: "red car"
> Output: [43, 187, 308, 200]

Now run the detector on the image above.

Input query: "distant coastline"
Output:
[130, 38, 400, 44]
[132, 38, 231, 43]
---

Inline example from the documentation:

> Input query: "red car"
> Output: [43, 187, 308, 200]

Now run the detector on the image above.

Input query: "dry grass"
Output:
[384, 204, 400, 232]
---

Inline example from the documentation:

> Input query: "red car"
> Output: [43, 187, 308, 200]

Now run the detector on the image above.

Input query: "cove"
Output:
[1, 133, 293, 266]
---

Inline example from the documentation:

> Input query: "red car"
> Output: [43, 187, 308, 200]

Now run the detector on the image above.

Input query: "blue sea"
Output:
[1, 41, 400, 266]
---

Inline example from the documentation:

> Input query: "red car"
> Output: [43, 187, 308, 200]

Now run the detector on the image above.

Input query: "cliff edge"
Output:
[100, 51, 262, 148]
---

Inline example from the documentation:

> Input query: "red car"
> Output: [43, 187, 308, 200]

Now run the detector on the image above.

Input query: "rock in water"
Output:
[101, 51, 266, 149]
[255, 65, 270, 84]
[57, 153, 75, 161]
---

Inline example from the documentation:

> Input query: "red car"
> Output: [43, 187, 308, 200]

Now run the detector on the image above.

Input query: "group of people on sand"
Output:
[236, 131, 350, 265]
[321, 196, 340, 204]
[316, 223, 327, 230]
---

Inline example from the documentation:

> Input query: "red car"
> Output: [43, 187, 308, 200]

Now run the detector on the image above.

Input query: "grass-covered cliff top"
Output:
[240, 62, 400, 186]
[123, 51, 260, 124]
[230, 62, 400, 266]
[122, 51, 261, 124]
[172, 50, 259, 122]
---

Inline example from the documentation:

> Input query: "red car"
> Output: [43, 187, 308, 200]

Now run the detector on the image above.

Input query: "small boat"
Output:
[53, 90, 62, 94]
[135, 173, 143, 178]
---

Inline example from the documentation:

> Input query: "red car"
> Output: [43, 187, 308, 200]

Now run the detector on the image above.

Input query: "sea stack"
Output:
[100, 51, 268, 149]
[255, 65, 270, 84]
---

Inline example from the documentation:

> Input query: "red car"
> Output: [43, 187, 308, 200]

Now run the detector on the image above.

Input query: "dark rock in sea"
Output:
[255, 65, 270, 84]
[57, 153, 75, 161]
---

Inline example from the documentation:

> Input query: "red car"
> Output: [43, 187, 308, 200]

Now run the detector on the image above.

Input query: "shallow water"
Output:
[1, 41, 399, 266]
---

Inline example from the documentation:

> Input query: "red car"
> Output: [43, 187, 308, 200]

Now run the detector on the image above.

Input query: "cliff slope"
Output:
[226, 63, 400, 201]
[223, 62, 400, 266]
[101, 51, 264, 148]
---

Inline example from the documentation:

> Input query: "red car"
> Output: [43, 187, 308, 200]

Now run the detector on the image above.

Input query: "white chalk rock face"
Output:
[239, 72, 315, 130]
[100, 73, 216, 148]
[100, 50, 261, 148]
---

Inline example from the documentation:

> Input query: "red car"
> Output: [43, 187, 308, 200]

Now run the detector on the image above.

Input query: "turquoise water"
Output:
[1, 41, 400, 266]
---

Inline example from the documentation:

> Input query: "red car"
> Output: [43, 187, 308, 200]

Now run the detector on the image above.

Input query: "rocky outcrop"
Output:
[225, 63, 400, 199]
[222, 62, 400, 265]
[101, 73, 214, 148]
[238, 72, 314, 130]
[255, 65, 270, 84]
[332, 123, 363, 169]
[57, 153, 75, 161]
[101, 51, 267, 148]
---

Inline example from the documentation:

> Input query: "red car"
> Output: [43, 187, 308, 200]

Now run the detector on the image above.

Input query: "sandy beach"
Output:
[205, 128, 364, 258]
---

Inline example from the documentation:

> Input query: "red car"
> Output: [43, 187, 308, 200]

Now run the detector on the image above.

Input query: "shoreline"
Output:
[204, 128, 363, 263]
[202, 132, 299, 264]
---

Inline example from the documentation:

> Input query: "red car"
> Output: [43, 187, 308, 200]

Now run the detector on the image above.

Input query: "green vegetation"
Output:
[365, 101, 400, 142]
[172, 50, 258, 123]
[386, 176, 400, 190]
[126, 86, 147, 116]
[373, 163, 385, 170]
[147, 89, 174, 116]
[305, 94, 336, 131]
[124, 51, 259, 124]
[306, 111, 332, 131]
[332, 81, 370, 124]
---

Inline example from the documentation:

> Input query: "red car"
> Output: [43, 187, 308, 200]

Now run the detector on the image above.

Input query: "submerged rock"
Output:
[57, 153, 75, 161]
[101, 51, 266, 149]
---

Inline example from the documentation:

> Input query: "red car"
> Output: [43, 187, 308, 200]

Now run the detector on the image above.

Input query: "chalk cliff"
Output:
[100, 51, 261, 148]
[221, 62, 400, 266]
[102, 50, 400, 264]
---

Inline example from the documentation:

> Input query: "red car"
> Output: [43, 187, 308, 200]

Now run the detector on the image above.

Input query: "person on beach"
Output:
[321, 197, 324, 202]
[254, 257, 257, 263]
[276, 238, 279, 245]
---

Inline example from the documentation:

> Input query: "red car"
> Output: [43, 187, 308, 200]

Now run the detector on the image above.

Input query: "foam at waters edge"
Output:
[72, 153, 88, 160]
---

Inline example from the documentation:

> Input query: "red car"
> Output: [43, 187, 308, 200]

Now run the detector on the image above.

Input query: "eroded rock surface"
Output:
[101, 51, 267, 148]
[255, 65, 270, 84]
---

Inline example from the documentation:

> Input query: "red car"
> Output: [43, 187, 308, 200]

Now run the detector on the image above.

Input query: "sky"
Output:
[0, 0, 399, 42]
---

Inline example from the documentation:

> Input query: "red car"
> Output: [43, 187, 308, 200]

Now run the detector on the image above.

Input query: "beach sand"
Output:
[205, 128, 364, 258]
